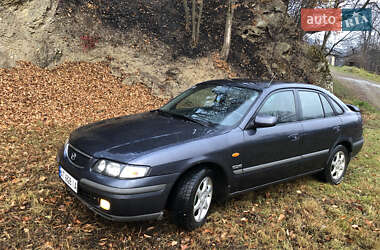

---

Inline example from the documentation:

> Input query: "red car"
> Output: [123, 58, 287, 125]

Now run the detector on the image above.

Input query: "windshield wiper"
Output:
[156, 109, 210, 127]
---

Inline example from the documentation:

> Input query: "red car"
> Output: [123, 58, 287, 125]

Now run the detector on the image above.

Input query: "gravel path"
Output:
[331, 69, 380, 110]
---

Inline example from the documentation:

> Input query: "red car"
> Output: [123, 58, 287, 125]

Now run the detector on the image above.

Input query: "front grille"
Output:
[67, 144, 92, 168]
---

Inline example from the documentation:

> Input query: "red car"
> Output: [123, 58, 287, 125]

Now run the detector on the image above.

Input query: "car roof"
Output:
[198, 79, 328, 93]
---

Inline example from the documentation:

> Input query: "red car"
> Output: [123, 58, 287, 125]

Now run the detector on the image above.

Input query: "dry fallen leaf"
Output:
[278, 214, 285, 222]
[181, 244, 189, 250]
[351, 224, 359, 230]
[364, 220, 373, 226]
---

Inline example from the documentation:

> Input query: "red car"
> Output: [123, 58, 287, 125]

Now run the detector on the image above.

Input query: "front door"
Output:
[239, 90, 303, 189]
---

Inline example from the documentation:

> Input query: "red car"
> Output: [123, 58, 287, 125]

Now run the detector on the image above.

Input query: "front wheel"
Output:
[323, 145, 349, 184]
[170, 168, 214, 230]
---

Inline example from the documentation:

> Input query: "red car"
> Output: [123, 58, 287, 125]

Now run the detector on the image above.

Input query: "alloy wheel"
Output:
[193, 176, 213, 222]
[331, 151, 346, 180]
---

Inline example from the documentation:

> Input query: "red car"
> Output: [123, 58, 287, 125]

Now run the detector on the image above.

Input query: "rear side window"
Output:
[299, 91, 324, 120]
[319, 94, 335, 117]
[257, 91, 297, 123]
[329, 97, 344, 114]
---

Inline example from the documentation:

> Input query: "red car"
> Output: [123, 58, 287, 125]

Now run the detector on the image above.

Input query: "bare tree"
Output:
[183, 0, 190, 32]
[221, 0, 236, 60]
[299, 0, 379, 56]
[190, 0, 203, 47]
[358, 2, 380, 71]
[192, 0, 196, 44]
[320, 0, 345, 52]
[325, 31, 355, 55]
[286, 0, 322, 30]
[195, 0, 203, 45]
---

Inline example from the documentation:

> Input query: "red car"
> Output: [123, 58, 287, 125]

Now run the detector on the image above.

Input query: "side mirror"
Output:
[246, 115, 277, 129]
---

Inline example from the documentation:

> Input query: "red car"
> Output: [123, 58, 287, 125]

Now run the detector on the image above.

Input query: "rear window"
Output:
[319, 94, 335, 117]
[329, 97, 344, 114]
[299, 91, 324, 120]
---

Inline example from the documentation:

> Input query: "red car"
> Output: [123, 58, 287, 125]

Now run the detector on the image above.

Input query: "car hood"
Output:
[69, 111, 215, 163]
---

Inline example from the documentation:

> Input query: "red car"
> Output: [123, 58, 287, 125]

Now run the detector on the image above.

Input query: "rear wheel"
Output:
[323, 145, 349, 184]
[170, 168, 214, 230]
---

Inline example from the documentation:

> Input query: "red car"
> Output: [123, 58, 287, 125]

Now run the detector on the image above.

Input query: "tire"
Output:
[323, 145, 349, 185]
[170, 168, 214, 230]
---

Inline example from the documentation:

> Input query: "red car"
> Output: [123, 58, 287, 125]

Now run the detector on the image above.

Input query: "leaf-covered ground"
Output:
[0, 62, 379, 249]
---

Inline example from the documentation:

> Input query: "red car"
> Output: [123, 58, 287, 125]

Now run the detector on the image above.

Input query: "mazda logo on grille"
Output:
[70, 152, 77, 161]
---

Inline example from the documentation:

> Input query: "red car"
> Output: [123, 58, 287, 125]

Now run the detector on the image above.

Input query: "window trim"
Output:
[296, 89, 326, 121]
[246, 89, 298, 129]
[318, 93, 335, 118]
[324, 94, 345, 115]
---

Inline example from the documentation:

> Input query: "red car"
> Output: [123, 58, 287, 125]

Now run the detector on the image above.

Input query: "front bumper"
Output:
[68, 187, 164, 222]
[57, 148, 179, 221]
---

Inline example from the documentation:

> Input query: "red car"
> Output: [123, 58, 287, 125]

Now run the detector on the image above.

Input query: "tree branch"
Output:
[326, 31, 353, 55]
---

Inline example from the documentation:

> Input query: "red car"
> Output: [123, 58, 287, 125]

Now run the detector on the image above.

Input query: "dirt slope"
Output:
[1, 0, 333, 97]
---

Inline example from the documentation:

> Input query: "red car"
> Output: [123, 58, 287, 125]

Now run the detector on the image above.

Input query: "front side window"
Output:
[160, 85, 260, 127]
[257, 91, 297, 123]
[299, 91, 324, 120]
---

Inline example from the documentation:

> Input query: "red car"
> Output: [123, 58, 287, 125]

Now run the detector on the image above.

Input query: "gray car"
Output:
[57, 79, 364, 230]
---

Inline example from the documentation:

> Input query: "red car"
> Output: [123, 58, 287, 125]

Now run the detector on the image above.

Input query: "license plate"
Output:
[59, 166, 78, 193]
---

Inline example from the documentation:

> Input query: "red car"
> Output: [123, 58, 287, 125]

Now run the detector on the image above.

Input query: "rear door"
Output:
[297, 90, 342, 172]
[240, 90, 303, 189]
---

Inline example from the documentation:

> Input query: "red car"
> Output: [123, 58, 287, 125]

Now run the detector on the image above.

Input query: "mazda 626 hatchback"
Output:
[57, 79, 363, 230]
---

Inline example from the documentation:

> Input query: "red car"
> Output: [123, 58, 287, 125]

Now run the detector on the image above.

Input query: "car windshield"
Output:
[160, 84, 260, 127]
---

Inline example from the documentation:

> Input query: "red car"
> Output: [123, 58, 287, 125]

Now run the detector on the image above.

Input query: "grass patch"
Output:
[331, 65, 380, 84]
[0, 63, 379, 249]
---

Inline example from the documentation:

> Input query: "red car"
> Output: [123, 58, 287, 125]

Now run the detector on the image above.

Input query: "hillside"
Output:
[0, 0, 332, 97]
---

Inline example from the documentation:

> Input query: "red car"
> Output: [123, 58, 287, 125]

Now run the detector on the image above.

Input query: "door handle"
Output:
[288, 134, 299, 141]
[333, 126, 341, 133]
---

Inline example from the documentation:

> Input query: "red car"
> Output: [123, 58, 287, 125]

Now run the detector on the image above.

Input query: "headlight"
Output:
[92, 159, 150, 179]
[64, 138, 69, 155]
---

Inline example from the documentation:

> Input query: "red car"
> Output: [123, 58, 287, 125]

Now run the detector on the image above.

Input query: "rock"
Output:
[234, 0, 332, 89]
[165, 67, 180, 77]
[122, 77, 134, 86]
[0, 0, 59, 68]
[33, 40, 63, 68]
[151, 80, 180, 99]
[110, 66, 123, 78]
[0, 50, 10, 68]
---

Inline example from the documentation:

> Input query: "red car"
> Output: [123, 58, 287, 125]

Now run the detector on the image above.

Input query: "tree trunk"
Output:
[191, 0, 196, 46]
[221, 0, 235, 60]
[195, 0, 203, 46]
[183, 0, 190, 32]
[321, 31, 331, 53]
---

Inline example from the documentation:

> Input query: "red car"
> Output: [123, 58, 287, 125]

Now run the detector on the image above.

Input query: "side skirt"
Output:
[228, 168, 324, 197]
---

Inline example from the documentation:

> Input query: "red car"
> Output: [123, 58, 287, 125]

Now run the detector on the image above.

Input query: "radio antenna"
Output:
[268, 73, 276, 87]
